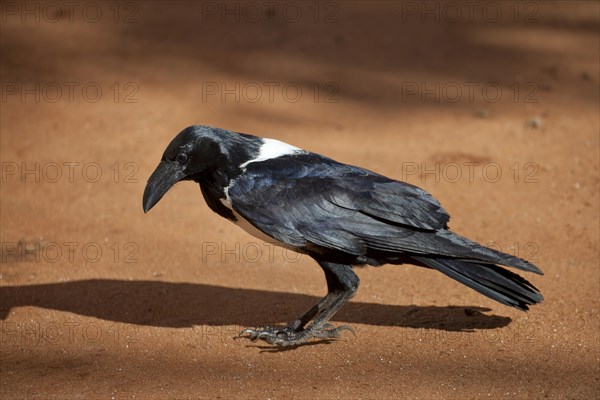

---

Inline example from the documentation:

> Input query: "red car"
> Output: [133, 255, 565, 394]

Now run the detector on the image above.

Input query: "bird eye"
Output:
[176, 153, 188, 164]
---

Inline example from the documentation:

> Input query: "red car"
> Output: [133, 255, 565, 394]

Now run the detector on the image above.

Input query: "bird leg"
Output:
[240, 291, 338, 339]
[240, 262, 359, 347]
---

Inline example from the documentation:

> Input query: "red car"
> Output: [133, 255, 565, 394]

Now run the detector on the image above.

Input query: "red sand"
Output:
[1, 2, 599, 399]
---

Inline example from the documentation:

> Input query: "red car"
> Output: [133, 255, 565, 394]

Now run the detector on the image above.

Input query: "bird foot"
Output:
[239, 323, 354, 347]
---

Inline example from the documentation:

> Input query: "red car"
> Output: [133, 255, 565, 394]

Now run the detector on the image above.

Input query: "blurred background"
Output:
[1, 1, 599, 399]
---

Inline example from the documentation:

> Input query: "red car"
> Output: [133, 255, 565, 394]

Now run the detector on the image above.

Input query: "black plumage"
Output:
[143, 125, 543, 347]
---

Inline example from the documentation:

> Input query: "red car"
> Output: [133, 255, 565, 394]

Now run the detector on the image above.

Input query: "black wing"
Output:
[228, 153, 541, 274]
[228, 152, 445, 240]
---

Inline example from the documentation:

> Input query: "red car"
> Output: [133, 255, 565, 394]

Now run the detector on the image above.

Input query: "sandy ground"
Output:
[1, 1, 599, 399]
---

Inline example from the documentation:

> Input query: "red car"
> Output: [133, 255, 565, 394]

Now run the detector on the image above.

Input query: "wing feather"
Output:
[227, 153, 541, 275]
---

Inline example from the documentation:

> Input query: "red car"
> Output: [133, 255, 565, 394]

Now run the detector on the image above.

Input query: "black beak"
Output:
[143, 161, 186, 213]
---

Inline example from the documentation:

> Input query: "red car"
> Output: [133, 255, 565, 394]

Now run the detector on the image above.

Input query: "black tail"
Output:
[412, 256, 543, 311]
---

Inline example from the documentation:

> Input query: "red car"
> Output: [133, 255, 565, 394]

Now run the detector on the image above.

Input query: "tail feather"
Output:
[436, 231, 544, 275]
[412, 256, 544, 311]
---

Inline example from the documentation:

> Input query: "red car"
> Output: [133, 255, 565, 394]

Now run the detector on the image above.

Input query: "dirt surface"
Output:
[1, 1, 599, 399]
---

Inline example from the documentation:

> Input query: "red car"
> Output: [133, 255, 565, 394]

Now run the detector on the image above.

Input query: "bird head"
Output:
[142, 125, 223, 213]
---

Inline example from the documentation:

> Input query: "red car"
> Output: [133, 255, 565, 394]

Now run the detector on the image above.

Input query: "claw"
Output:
[237, 325, 289, 342]
[238, 328, 260, 340]
[257, 331, 272, 339]
[337, 325, 356, 336]
[238, 323, 356, 347]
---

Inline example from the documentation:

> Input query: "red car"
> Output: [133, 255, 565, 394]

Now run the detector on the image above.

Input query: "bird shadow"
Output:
[0, 279, 510, 332]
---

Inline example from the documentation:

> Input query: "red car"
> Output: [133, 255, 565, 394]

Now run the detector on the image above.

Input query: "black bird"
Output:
[143, 125, 543, 347]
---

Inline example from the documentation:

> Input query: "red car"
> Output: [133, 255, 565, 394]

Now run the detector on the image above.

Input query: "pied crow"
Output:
[143, 125, 543, 347]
